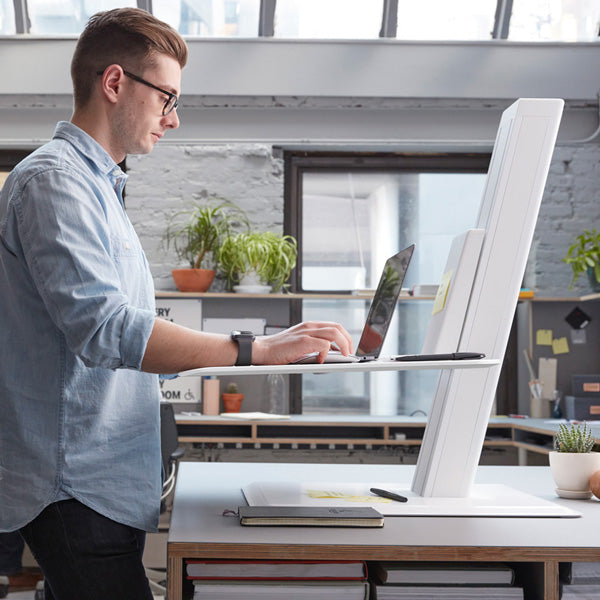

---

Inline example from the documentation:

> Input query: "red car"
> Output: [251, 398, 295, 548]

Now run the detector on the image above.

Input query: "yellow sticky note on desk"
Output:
[552, 337, 569, 355]
[536, 329, 553, 346]
[432, 270, 453, 316]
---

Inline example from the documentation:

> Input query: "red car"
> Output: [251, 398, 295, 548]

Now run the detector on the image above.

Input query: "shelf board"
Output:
[178, 358, 499, 378]
[156, 290, 600, 302]
[155, 290, 435, 301]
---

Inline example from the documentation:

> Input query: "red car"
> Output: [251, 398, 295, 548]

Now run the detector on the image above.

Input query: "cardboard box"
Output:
[565, 395, 600, 420]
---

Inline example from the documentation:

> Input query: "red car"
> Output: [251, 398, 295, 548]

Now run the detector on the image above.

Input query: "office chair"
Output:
[160, 401, 185, 506]
[146, 401, 185, 597]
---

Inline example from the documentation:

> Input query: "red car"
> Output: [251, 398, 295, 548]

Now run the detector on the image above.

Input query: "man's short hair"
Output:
[71, 7, 188, 108]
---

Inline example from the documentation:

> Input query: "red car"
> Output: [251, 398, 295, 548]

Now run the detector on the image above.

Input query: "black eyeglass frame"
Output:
[96, 68, 179, 116]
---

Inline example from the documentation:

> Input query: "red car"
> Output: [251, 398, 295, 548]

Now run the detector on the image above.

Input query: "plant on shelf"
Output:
[563, 229, 600, 292]
[163, 199, 248, 292]
[221, 382, 243, 413]
[549, 422, 600, 498]
[218, 231, 298, 293]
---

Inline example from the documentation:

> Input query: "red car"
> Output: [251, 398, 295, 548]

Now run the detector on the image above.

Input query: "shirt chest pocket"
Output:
[110, 234, 141, 261]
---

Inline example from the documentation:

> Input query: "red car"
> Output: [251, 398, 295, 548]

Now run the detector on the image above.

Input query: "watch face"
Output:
[233, 330, 255, 340]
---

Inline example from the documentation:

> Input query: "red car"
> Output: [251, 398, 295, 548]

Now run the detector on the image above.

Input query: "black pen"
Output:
[393, 352, 485, 362]
[370, 487, 408, 503]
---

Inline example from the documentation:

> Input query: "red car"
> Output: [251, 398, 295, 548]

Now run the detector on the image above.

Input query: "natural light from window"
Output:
[274, 0, 383, 38]
[508, 0, 600, 41]
[300, 170, 487, 416]
[396, 0, 497, 41]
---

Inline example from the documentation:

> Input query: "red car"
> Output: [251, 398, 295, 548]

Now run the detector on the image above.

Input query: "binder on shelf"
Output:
[369, 584, 523, 599]
[192, 579, 370, 600]
[186, 559, 368, 580]
[369, 561, 514, 586]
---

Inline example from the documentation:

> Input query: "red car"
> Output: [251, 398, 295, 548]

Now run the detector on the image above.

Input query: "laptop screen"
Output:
[355, 245, 415, 359]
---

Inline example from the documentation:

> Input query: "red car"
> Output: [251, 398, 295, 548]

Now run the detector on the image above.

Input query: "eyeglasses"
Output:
[96, 68, 179, 116]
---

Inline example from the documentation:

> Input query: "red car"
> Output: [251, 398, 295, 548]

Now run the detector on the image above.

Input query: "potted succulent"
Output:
[163, 200, 248, 292]
[221, 382, 244, 413]
[549, 422, 600, 498]
[218, 231, 298, 293]
[563, 229, 600, 292]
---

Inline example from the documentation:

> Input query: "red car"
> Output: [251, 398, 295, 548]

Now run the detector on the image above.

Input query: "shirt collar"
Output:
[52, 121, 128, 185]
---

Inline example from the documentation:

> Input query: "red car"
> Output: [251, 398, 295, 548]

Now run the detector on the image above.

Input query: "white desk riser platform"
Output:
[178, 357, 498, 377]
[168, 462, 600, 600]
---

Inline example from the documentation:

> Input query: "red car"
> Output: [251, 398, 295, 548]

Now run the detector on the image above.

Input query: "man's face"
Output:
[112, 54, 181, 157]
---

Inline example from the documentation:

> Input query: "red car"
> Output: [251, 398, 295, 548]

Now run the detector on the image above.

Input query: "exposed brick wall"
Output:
[126, 140, 600, 297]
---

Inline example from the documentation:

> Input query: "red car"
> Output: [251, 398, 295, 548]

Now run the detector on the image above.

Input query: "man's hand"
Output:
[252, 321, 354, 365]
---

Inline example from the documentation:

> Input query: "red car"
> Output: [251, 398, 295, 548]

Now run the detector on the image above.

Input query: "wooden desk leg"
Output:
[167, 554, 183, 600]
[544, 560, 559, 600]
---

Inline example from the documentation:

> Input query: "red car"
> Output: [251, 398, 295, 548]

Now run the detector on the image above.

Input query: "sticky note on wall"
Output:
[536, 329, 553, 346]
[552, 337, 569, 355]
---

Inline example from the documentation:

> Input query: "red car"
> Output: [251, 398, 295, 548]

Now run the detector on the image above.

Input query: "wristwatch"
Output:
[231, 330, 255, 366]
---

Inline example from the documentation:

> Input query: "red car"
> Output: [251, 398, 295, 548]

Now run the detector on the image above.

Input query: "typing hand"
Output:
[252, 321, 353, 365]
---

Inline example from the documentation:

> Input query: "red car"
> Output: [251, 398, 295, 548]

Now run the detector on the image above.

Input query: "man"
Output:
[0, 8, 352, 600]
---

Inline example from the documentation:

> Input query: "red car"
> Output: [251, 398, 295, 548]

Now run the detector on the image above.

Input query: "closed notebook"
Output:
[370, 561, 514, 585]
[238, 505, 384, 527]
[192, 580, 370, 600]
[186, 559, 367, 580]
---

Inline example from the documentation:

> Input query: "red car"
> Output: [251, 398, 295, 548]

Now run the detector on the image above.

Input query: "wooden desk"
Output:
[167, 462, 600, 600]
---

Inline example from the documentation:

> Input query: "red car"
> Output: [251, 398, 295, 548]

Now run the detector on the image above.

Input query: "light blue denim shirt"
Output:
[0, 122, 161, 533]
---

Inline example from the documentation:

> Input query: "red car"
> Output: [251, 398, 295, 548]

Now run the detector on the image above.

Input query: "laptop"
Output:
[294, 244, 415, 364]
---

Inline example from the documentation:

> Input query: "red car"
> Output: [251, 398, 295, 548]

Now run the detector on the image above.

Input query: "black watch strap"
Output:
[231, 330, 255, 366]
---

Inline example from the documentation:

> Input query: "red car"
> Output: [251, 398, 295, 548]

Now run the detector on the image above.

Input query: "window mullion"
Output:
[380, 0, 398, 38]
[259, 0, 276, 37]
[13, 0, 30, 33]
[492, 0, 513, 39]
[137, 0, 153, 13]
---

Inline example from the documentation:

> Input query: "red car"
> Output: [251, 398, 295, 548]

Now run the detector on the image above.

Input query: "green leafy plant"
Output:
[554, 422, 595, 453]
[218, 231, 298, 292]
[163, 200, 248, 270]
[563, 229, 600, 289]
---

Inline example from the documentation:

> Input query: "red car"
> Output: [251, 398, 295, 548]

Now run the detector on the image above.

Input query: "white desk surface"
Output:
[169, 462, 600, 552]
[178, 358, 499, 377]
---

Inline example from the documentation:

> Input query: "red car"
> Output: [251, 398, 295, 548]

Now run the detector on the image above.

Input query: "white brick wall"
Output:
[126, 140, 600, 297]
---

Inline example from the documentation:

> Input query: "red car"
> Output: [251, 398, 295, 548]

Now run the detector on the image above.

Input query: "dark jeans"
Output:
[0, 531, 24, 575]
[19, 499, 153, 600]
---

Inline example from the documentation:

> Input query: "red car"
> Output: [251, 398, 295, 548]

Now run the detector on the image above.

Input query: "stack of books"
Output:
[368, 562, 524, 599]
[561, 562, 600, 598]
[187, 559, 370, 599]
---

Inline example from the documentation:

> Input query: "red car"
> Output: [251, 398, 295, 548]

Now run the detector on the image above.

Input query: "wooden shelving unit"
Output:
[174, 416, 600, 456]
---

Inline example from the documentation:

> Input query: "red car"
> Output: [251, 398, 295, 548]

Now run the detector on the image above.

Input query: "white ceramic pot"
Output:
[549, 451, 600, 498]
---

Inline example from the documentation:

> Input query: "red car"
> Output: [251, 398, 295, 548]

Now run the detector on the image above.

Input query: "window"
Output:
[285, 152, 490, 416]
[5, 0, 598, 41]
[274, 0, 384, 39]
[154, 0, 261, 36]
[396, 0, 497, 41]
[508, 0, 600, 41]
[27, 1, 135, 34]
[0, 0, 15, 33]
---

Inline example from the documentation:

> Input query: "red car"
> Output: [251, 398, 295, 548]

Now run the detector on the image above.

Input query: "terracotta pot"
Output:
[222, 393, 243, 413]
[171, 269, 215, 292]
